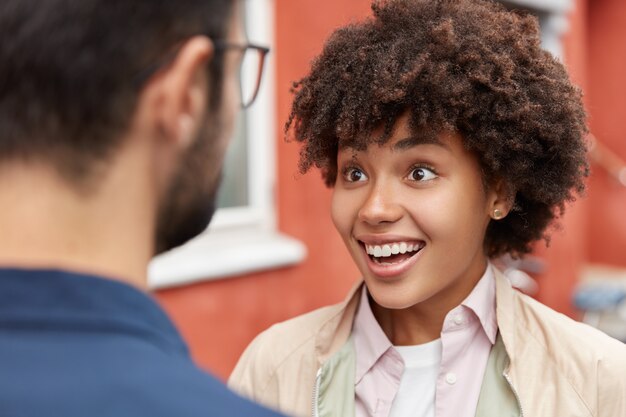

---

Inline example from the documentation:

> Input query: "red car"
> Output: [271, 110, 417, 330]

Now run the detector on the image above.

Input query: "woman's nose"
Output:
[357, 182, 403, 226]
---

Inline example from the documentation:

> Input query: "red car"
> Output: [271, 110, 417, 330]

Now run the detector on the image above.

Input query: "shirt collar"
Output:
[352, 285, 396, 384]
[0, 268, 189, 356]
[352, 262, 498, 382]
[461, 262, 498, 344]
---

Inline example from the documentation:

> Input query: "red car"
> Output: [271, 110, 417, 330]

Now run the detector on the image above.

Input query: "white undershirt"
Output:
[389, 339, 442, 417]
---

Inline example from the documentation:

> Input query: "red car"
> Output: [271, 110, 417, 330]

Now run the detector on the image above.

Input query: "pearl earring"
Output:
[493, 208, 504, 220]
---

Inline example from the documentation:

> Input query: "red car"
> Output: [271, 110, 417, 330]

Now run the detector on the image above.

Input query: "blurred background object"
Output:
[494, 254, 544, 296]
[575, 265, 626, 342]
[147, 0, 626, 379]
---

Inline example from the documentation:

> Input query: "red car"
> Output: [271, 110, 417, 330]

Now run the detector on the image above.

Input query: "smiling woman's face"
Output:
[331, 114, 504, 312]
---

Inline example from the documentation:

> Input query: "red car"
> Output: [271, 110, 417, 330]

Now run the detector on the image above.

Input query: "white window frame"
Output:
[148, 0, 306, 290]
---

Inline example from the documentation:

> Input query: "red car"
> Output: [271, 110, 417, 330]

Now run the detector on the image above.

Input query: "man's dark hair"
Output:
[0, 0, 234, 183]
[286, 0, 588, 257]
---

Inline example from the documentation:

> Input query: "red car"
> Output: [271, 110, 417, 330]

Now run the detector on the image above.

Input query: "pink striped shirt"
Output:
[353, 264, 498, 417]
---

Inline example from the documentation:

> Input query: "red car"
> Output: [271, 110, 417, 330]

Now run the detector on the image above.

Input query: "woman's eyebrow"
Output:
[393, 136, 448, 151]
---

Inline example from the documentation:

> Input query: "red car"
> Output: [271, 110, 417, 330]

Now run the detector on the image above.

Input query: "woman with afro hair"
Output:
[230, 1, 626, 416]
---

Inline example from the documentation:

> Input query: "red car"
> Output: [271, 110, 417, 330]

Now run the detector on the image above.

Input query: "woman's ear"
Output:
[488, 179, 515, 220]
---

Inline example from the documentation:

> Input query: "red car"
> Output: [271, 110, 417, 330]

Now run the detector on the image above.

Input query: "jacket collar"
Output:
[0, 267, 189, 356]
[493, 268, 518, 364]
[314, 280, 363, 365]
[312, 268, 604, 416]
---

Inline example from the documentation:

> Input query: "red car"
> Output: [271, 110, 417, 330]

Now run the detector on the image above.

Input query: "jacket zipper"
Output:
[311, 367, 322, 417]
[503, 371, 524, 417]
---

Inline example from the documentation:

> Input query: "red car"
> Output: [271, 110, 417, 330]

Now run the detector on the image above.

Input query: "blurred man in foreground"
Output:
[0, 1, 283, 416]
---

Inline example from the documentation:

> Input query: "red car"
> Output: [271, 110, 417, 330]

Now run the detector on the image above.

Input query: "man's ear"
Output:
[488, 178, 515, 220]
[143, 36, 214, 150]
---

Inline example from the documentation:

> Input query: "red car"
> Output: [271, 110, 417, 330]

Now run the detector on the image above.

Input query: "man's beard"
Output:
[153, 117, 226, 255]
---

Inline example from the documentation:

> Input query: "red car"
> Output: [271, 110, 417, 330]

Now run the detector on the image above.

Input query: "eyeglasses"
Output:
[133, 39, 270, 109]
[214, 41, 270, 109]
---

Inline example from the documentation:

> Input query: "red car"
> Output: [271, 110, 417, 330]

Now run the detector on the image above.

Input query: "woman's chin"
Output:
[365, 280, 429, 311]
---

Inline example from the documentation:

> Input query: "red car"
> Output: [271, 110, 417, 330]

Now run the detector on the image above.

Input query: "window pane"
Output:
[216, 112, 249, 209]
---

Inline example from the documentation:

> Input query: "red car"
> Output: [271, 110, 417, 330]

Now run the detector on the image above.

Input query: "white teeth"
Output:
[399, 242, 407, 254]
[364, 241, 423, 258]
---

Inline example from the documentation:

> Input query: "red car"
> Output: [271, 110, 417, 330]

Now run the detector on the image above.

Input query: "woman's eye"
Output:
[408, 166, 437, 181]
[343, 167, 368, 182]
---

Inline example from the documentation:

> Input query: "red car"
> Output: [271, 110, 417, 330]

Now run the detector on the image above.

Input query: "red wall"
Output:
[156, 0, 623, 380]
[533, 0, 589, 318]
[586, 0, 626, 267]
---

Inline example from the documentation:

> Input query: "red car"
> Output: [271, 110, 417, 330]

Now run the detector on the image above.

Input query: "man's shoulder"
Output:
[91, 337, 286, 417]
[0, 294, 284, 417]
[0, 347, 283, 417]
[136, 362, 284, 417]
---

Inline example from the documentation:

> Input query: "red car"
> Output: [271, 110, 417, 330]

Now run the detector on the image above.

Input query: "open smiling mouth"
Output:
[360, 241, 426, 265]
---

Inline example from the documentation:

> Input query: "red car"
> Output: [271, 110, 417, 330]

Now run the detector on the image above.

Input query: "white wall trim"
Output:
[148, 230, 306, 289]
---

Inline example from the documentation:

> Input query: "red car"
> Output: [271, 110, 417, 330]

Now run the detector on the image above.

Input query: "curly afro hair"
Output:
[286, 0, 588, 257]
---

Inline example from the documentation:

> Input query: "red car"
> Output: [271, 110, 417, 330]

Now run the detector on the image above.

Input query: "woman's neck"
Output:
[371, 298, 447, 345]
[370, 260, 488, 345]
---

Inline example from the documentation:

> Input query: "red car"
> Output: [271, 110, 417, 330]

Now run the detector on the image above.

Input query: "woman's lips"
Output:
[359, 241, 425, 279]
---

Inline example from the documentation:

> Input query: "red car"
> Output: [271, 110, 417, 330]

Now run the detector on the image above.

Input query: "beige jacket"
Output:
[229, 270, 626, 417]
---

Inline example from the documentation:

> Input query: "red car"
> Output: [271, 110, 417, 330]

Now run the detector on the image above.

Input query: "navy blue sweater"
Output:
[0, 268, 284, 417]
